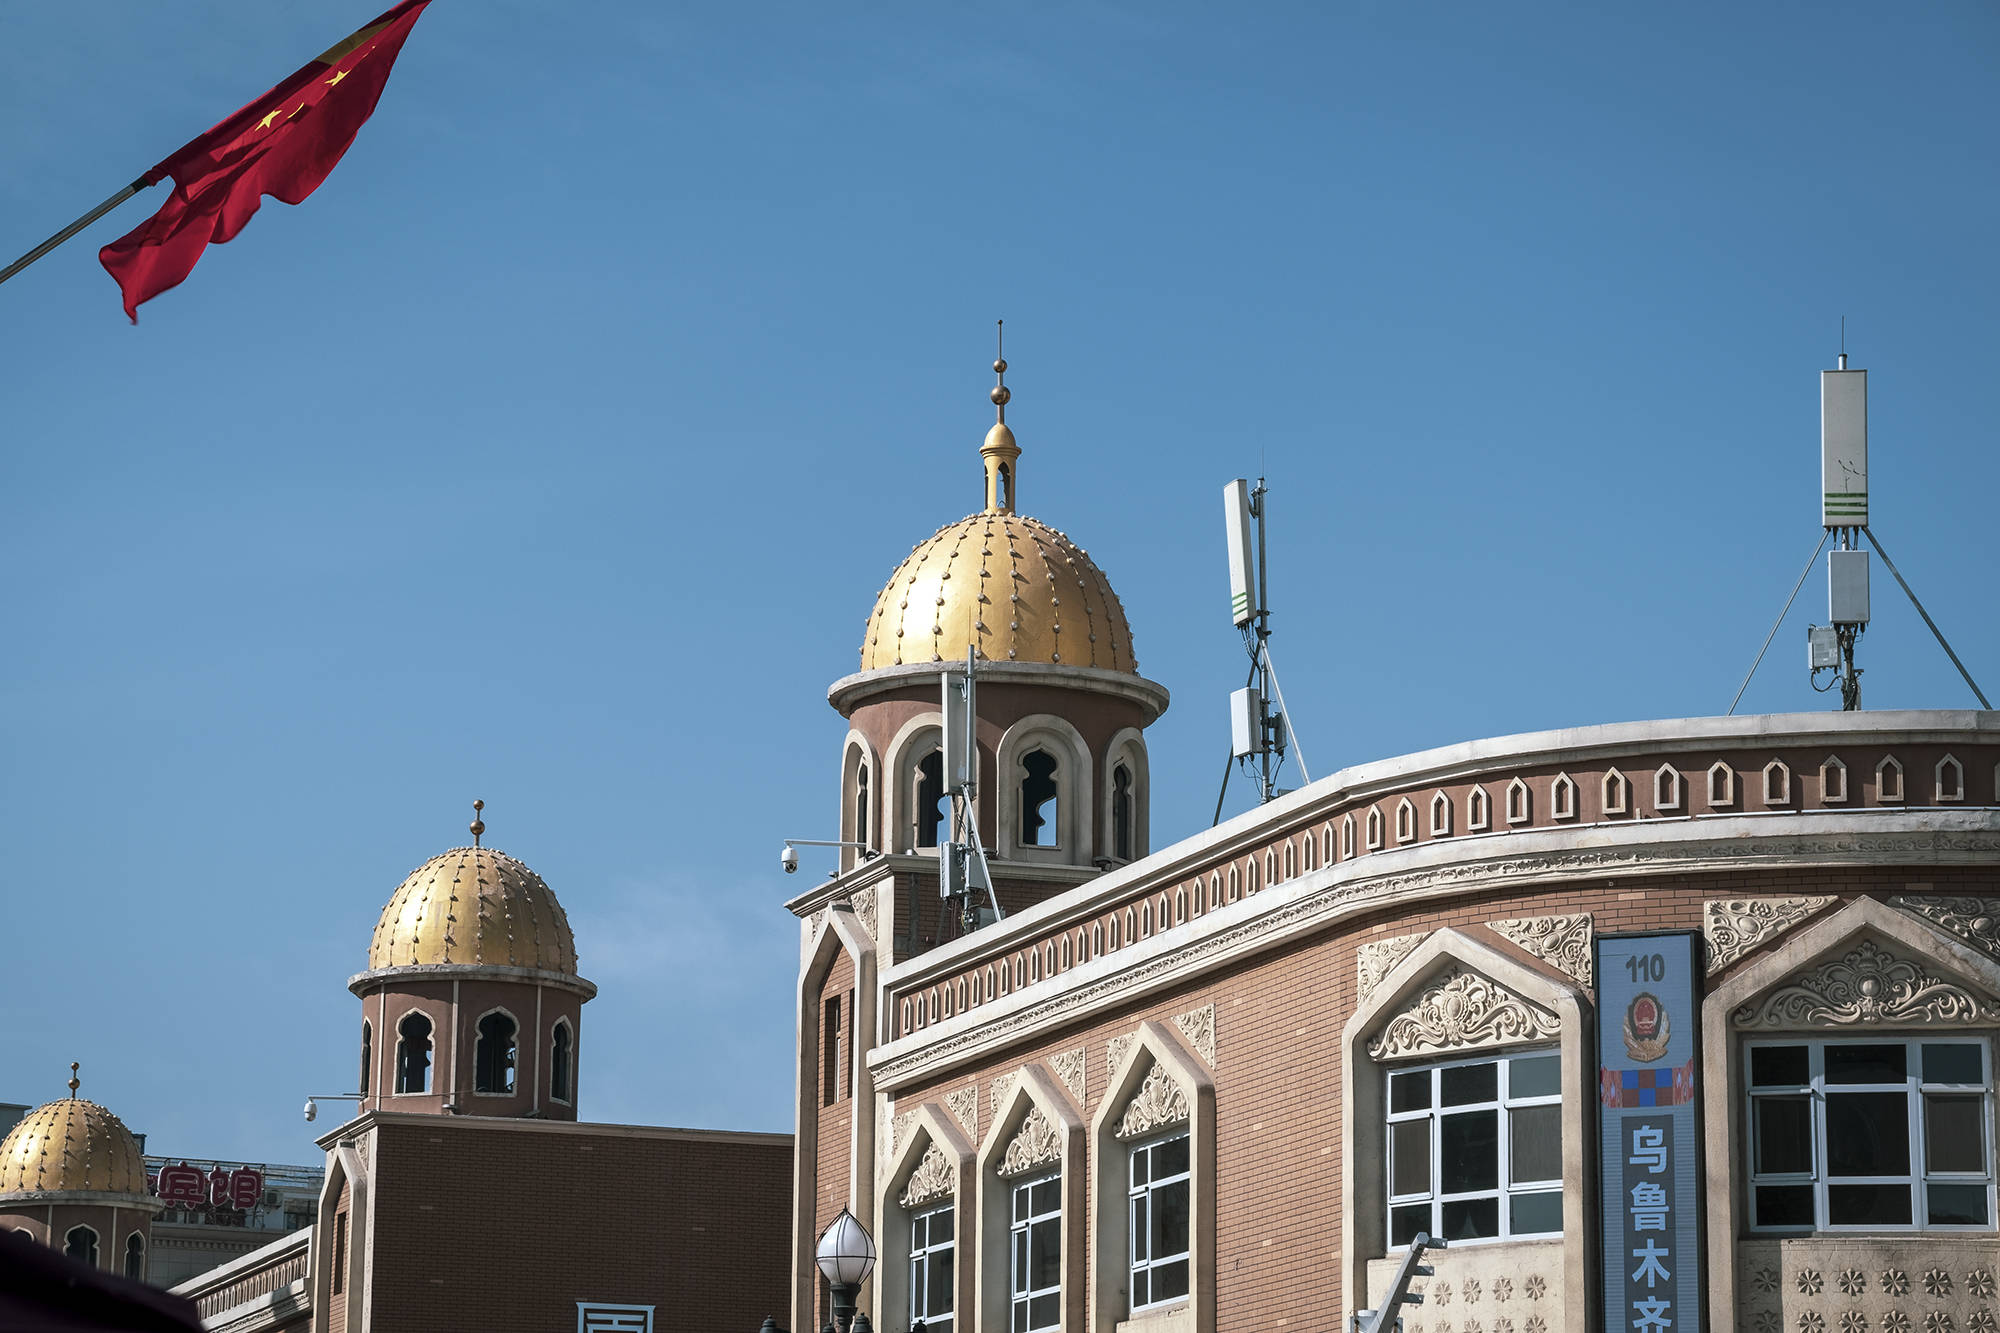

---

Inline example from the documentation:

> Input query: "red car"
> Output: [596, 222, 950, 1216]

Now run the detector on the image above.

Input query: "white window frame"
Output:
[1128, 1131, 1192, 1314]
[1467, 785, 1491, 832]
[1009, 1171, 1063, 1333]
[1744, 1035, 1995, 1233]
[1383, 1048, 1564, 1248]
[1654, 764, 1682, 812]
[909, 1202, 956, 1333]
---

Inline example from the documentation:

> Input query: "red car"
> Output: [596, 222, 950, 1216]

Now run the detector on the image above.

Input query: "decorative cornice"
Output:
[944, 1086, 978, 1138]
[1705, 896, 1838, 975]
[871, 818, 2000, 1091]
[1891, 896, 2000, 962]
[1174, 1005, 1216, 1067]
[1368, 968, 1561, 1060]
[828, 660, 1171, 722]
[996, 1108, 1062, 1177]
[1358, 933, 1428, 1002]
[1732, 937, 2000, 1028]
[899, 1142, 955, 1207]
[346, 962, 597, 1001]
[1049, 1048, 1086, 1106]
[1107, 1033, 1135, 1082]
[1115, 1062, 1190, 1140]
[1488, 913, 1593, 987]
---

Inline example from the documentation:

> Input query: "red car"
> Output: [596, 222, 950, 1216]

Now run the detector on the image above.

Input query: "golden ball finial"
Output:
[470, 798, 486, 847]
[68, 1062, 79, 1099]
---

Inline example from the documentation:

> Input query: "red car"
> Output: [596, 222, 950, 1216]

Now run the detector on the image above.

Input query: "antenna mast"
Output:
[1214, 476, 1310, 824]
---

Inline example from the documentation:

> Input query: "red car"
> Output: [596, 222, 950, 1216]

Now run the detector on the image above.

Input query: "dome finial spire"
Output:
[981, 320, 1020, 514]
[470, 798, 485, 847]
[68, 1062, 79, 1099]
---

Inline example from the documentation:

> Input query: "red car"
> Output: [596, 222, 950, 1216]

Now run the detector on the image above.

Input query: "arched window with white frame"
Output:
[65, 1225, 97, 1268]
[1602, 769, 1628, 816]
[1820, 755, 1848, 803]
[474, 1010, 518, 1095]
[1506, 778, 1531, 825]
[1342, 813, 1357, 859]
[1937, 754, 1965, 802]
[1430, 791, 1452, 837]
[1655, 764, 1683, 812]
[1877, 755, 1905, 803]
[1707, 761, 1737, 808]
[1468, 785, 1491, 832]
[1762, 760, 1792, 806]
[1366, 807, 1385, 851]
[1550, 773, 1578, 821]
[1395, 798, 1417, 844]
[550, 1019, 574, 1103]
[395, 1011, 432, 1094]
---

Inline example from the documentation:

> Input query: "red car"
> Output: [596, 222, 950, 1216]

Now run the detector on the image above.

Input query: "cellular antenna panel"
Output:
[1223, 479, 1256, 626]
[1821, 367, 1868, 527]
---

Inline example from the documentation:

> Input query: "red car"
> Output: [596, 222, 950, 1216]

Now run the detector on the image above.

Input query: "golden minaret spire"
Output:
[470, 799, 485, 847]
[982, 320, 1020, 514]
[68, 1062, 80, 1098]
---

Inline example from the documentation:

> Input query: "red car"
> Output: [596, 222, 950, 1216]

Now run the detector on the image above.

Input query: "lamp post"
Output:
[814, 1209, 876, 1333]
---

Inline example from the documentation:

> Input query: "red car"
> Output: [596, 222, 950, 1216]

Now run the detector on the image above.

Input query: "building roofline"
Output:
[311, 1108, 791, 1152]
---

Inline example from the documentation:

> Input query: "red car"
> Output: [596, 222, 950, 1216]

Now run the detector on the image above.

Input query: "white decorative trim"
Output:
[944, 1085, 978, 1137]
[1487, 912, 1593, 986]
[1891, 896, 2000, 962]
[1704, 896, 1837, 975]
[1357, 933, 1428, 1002]
[1654, 763, 1682, 812]
[1603, 768, 1629, 816]
[1761, 759, 1791, 806]
[1731, 937, 2000, 1027]
[899, 1142, 955, 1206]
[1049, 1048, 1086, 1105]
[1708, 761, 1736, 808]
[1467, 784, 1491, 832]
[1114, 1061, 1190, 1139]
[996, 1107, 1062, 1176]
[871, 816, 2000, 1091]
[1821, 754, 1848, 803]
[1365, 806, 1384, 851]
[1551, 772, 1578, 821]
[1506, 776, 1531, 824]
[1430, 790, 1452, 838]
[1395, 797, 1417, 844]
[988, 1073, 1017, 1124]
[1937, 753, 1966, 802]
[1173, 1005, 1217, 1067]
[1877, 754, 1905, 803]
[1106, 1033, 1135, 1082]
[1366, 968, 1561, 1059]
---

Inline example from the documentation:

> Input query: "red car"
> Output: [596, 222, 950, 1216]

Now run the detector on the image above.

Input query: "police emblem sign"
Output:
[1596, 932, 1701, 1331]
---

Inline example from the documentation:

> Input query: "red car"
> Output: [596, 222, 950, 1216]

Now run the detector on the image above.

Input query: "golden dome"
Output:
[0, 1096, 146, 1198]
[367, 845, 578, 974]
[860, 510, 1138, 672]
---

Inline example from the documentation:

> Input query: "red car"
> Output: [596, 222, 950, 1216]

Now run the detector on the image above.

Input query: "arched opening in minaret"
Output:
[124, 1233, 145, 1279]
[396, 1012, 433, 1094]
[475, 1011, 518, 1094]
[1021, 749, 1060, 846]
[916, 750, 947, 849]
[1112, 763, 1134, 861]
[358, 1021, 372, 1095]
[855, 762, 871, 848]
[997, 461, 1012, 510]
[551, 1020, 574, 1103]
[65, 1226, 97, 1267]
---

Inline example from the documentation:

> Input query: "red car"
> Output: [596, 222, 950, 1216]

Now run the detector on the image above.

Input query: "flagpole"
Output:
[0, 178, 151, 289]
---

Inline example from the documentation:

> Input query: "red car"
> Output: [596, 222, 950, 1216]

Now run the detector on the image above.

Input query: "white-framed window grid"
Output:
[1128, 1131, 1192, 1313]
[1385, 1048, 1564, 1247]
[1010, 1171, 1062, 1333]
[909, 1202, 955, 1333]
[1745, 1035, 1994, 1233]
[577, 1302, 655, 1333]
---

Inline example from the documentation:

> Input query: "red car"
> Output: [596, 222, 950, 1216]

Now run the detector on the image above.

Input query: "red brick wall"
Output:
[365, 1122, 791, 1333]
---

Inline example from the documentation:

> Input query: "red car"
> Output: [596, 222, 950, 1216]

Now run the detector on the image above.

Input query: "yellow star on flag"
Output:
[258, 108, 283, 130]
[326, 69, 348, 87]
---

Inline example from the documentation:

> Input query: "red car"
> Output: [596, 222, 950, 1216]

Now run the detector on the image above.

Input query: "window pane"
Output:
[1440, 1062, 1497, 1106]
[1390, 1069, 1431, 1113]
[1029, 1294, 1058, 1330]
[1753, 1096, 1813, 1175]
[1754, 1185, 1814, 1227]
[1014, 1189, 1027, 1224]
[1391, 1120, 1431, 1197]
[1924, 1043, 1985, 1086]
[932, 1211, 953, 1244]
[1509, 1189, 1563, 1236]
[1150, 1258, 1190, 1302]
[1440, 1110, 1498, 1193]
[929, 1246, 955, 1314]
[1029, 1217, 1060, 1289]
[1152, 1135, 1190, 1178]
[1927, 1183, 1990, 1227]
[1151, 1179, 1190, 1259]
[1510, 1104, 1561, 1184]
[1131, 1150, 1149, 1187]
[1509, 1054, 1561, 1100]
[1389, 1203, 1429, 1246]
[1131, 1269, 1148, 1308]
[1828, 1182, 1912, 1226]
[1131, 1196, 1147, 1260]
[1925, 1095, 1985, 1173]
[1749, 1045, 1809, 1088]
[1440, 1196, 1499, 1240]
[1031, 1179, 1059, 1215]
[1825, 1043, 1907, 1085]
[1012, 1301, 1026, 1333]
[1826, 1092, 1911, 1175]
[913, 1216, 927, 1248]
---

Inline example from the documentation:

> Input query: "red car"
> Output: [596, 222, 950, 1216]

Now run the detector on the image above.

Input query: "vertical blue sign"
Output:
[1596, 932, 1701, 1332]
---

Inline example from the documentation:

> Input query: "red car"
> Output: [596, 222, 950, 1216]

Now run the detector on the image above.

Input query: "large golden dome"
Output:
[0, 1095, 147, 1198]
[367, 845, 578, 974]
[861, 510, 1137, 672]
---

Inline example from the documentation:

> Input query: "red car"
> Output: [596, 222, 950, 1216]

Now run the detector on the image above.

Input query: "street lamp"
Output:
[814, 1209, 876, 1333]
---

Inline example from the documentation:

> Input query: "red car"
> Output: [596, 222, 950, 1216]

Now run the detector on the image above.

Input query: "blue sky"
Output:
[2, 2, 1994, 1165]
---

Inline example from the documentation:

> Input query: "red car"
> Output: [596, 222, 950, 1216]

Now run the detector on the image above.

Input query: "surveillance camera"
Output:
[303, 1098, 318, 1123]
[781, 843, 799, 874]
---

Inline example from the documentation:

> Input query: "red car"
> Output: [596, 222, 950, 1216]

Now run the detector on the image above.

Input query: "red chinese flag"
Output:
[98, 2, 432, 321]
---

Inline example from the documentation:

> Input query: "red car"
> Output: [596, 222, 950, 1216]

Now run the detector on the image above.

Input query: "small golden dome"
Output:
[0, 1096, 146, 1198]
[860, 511, 1138, 672]
[367, 845, 578, 974]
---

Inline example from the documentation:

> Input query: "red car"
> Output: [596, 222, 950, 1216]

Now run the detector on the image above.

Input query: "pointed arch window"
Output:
[1708, 762, 1737, 808]
[916, 750, 947, 849]
[1655, 765, 1683, 812]
[550, 1020, 574, 1103]
[1763, 760, 1792, 806]
[65, 1226, 97, 1267]
[395, 1012, 432, 1094]
[123, 1232, 145, 1279]
[1365, 807, 1385, 851]
[475, 1011, 518, 1094]
[1506, 778, 1531, 825]
[1877, 755, 1906, 803]
[1430, 791, 1453, 838]
[1021, 750, 1060, 847]
[1937, 754, 1966, 803]
[1395, 799, 1417, 844]
[1342, 813, 1357, 859]
[1112, 764, 1134, 861]
[1550, 773, 1578, 821]
[855, 762, 872, 847]
[358, 1021, 372, 1096]
[1468, 785, 1491, 832]
[1602, 769, 1629, 816]
[1821, 755, 1849, 803]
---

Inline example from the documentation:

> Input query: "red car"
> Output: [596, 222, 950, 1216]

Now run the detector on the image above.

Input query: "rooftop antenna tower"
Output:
[1214, 476, 1310, 824]
[943, 648, 1003, 934]
[1727, 336, 1989, 714]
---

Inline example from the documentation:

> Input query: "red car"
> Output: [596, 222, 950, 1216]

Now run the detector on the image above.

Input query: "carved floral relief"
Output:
[1732, 937, 1999, 1028]
[1891, 896, 2000, 963]
[1368, 968, 1560, 1060]
[1705, 896, 1835, 974]
[1114, 1061, 1191, 1140]
[1174, 1004, 1218, 1067]
[899, 1142, 954, 1207]
[1487, 914, 1593, 987]
[1357, 932, 1427, 1001]
[997, 1108, 1062, 1177]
